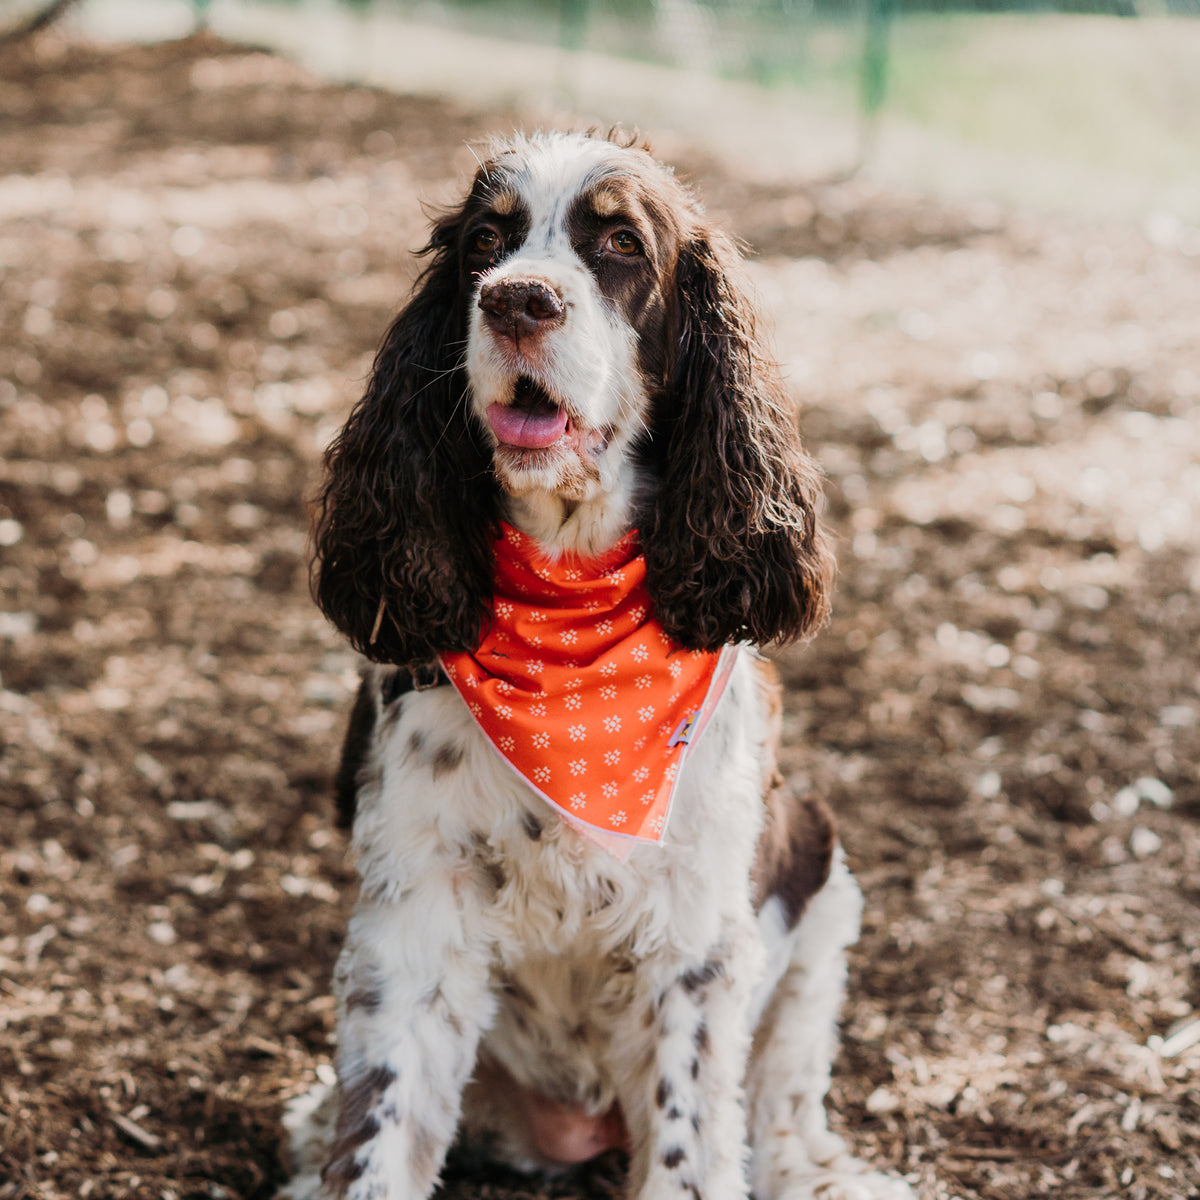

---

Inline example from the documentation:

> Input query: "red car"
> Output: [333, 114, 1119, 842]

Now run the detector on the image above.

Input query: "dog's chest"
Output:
[474, 822, 657, 1103]
[478, 795, 676, 965]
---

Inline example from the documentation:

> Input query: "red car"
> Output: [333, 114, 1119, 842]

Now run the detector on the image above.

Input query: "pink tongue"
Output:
[487, 402, 568, 449]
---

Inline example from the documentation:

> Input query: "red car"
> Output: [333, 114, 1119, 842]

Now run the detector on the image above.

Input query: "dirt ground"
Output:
[1, 31, 1198, 1200]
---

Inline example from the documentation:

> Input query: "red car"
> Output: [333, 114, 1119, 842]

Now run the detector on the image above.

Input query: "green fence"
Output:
[5, 0, 1197, 203]
[192, 0, 1198, 172]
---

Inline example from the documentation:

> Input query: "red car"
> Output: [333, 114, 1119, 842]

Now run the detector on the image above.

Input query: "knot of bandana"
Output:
[440, 523, 733, 852]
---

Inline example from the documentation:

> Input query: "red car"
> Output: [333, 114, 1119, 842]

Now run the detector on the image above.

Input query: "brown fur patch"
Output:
[333, 677, 377, 830]
[680, 961, 724, 994]
[502, 978, 537, 1010]
[345, 987, 382, 1015]
[476, 853, 506, 894]
[751, 660, 836, 928]
[431, 740, 464, 779]
[489, 187, 519, 216]
[322, 1064, 396, 1192]
[588, 184, 625, 217]
[752, 788, 836, 930]
[469, 830, 505, 893]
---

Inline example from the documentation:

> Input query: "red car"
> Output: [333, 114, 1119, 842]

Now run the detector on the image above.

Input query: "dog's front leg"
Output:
[615, 937, 760, 1200]
[322, 879, 496, 1200]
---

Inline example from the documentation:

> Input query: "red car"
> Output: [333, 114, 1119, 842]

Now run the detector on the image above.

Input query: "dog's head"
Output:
[313, 131, 833, 667]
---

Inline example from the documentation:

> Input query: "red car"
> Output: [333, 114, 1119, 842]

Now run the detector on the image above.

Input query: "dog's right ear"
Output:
[312, 213, 499, 667]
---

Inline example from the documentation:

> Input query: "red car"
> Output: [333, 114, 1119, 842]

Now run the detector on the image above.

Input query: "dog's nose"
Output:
[478, 279, 565, 340]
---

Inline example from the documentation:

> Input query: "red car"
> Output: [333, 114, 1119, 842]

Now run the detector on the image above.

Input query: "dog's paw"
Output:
[807, 1169, 915, 1200]
[769, 1170, 913, 1200]
[757, 1131, 914, 1200]
[276, 1081, 337, 1200]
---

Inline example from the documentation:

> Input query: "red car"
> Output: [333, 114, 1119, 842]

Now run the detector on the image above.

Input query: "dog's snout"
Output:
[479, 279, 565, 340]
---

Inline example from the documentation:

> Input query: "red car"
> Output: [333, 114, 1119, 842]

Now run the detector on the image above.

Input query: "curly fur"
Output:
[311, 216, 500, 667]
[641, 228, 832, 649]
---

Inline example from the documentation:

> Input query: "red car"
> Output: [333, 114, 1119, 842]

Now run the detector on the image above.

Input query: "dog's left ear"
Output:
[640, 226, 834, 651]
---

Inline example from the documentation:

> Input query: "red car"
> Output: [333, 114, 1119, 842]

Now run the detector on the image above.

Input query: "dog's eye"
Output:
[607, 230, 642, 257]
[472, 228, 500, 254]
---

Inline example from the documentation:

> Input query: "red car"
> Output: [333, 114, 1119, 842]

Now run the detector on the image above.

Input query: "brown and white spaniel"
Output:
[281, 130, 911, 1200]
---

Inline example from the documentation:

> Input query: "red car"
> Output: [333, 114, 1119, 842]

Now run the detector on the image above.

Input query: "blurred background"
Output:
[1, 3, 1199, 1199]
[50, 0, 1200, 222]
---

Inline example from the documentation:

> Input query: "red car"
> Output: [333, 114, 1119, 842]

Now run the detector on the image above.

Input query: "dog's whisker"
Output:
[423, 383, 475, 464]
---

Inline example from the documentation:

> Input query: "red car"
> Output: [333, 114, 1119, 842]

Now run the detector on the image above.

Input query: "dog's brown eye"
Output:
[607, 230, 642, 257]
[473, 228, 499, 254]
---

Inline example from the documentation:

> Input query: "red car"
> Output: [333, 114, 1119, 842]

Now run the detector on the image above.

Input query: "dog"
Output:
[281, 130, 911, 1200]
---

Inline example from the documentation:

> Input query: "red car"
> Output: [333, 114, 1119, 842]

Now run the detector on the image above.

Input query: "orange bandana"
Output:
[441, 524, 736, 854]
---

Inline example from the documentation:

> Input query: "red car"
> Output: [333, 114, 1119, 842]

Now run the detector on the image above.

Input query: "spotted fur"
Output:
[285, 132, 911, 1200]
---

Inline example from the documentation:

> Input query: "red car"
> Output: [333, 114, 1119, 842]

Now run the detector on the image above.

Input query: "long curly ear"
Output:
[311, 217, 499, 666]
[640, 227, 834, 651]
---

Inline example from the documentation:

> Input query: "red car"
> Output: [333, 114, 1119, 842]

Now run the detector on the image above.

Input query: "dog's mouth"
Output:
[486, 377, 571, 450]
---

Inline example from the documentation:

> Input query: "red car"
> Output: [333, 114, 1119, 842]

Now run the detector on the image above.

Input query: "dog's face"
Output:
[460, 134, 685, 500]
